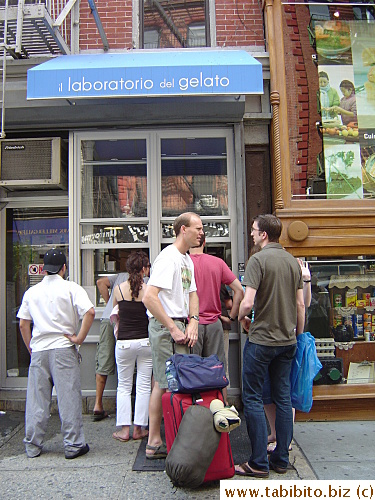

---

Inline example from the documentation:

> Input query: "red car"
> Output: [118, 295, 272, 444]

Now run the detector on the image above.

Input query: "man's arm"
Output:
[142, 285, 187, 344]
[19, 319, 32, 355]
[239, 286, 256, 332]
[239, 286, 256, 321]
[65, 307, 95, 345]
[296, 288, 305, 335]
[184, 290, 199, 348]
[227, 278, 244, 320]
[96, 277, 111, 304]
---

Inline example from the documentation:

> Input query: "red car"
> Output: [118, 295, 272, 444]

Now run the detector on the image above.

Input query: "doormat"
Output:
[132, 437, 166, 472]
[229, 412, 252, 465]
[132, 425, 166, 472]
[132, 413, 279, 472]
[230, 413, 294, 470]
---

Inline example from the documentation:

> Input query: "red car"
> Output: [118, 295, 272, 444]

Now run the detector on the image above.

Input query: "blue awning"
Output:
[27, 49, 263, 100]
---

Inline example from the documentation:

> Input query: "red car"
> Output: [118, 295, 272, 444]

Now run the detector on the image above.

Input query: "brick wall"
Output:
[79, 0, 133, 51]
[77, 0, 265, 51]
[282, 4, 322, 198]
[215, 0, 264, 47]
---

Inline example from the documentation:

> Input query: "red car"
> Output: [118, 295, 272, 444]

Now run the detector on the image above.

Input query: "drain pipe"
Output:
[87, 0, 109, 51]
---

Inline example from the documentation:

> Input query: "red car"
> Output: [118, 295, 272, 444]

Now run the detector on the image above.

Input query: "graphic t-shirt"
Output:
[147, 244, 196, 318]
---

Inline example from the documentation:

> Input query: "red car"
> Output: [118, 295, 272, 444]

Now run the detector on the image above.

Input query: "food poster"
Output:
[315, 19, 375, 198]
[324, 143, 363, 199]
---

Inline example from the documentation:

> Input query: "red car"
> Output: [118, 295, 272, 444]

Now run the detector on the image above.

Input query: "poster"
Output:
[316, 19, 375, 199]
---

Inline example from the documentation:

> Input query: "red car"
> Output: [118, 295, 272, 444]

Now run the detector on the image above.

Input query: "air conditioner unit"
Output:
[0, 137, 67, 191]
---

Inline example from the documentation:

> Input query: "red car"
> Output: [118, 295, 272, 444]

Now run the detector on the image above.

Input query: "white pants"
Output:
[115, 338, 153, 427]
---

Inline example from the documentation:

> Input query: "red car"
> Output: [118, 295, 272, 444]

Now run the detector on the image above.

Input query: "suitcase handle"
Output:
[171, 339, 193, 354]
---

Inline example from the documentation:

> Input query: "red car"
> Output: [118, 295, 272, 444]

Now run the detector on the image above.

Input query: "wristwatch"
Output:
[228, 316, 236, 321]
[191, 315, 199, 322]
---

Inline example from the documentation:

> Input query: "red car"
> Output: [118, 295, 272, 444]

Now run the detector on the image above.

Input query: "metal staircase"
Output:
[0, 0, 78, 138]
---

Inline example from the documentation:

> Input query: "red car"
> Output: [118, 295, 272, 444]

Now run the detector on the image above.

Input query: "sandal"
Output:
[235, 463, 269, 478]
[112, 431, 129, 442]
[145, 443, 168, 460]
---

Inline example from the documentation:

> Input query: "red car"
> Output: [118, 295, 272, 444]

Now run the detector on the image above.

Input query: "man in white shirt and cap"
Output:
[17, 248, 95, 459]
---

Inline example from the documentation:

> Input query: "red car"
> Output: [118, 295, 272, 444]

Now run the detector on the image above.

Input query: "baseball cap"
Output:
[43, 248, 66, 274]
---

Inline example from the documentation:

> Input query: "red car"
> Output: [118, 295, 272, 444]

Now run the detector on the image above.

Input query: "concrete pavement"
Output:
[0, 410, 316, 499]
[3, 409, 375, 498]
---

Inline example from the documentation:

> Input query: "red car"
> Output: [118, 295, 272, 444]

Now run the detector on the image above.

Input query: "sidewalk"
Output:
[1, 410, 316, 500]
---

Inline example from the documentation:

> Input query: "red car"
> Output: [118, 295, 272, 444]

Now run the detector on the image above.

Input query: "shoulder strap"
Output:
[118, 285, 125, 301]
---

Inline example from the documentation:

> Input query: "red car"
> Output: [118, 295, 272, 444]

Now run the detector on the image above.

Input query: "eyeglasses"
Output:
[251, 226, 263, 233]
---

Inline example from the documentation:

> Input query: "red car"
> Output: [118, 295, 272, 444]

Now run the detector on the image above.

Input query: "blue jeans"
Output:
[242, 339, 296, 471]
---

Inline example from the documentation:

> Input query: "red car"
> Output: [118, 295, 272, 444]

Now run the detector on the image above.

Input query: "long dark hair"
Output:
[126, 250, 149, 299]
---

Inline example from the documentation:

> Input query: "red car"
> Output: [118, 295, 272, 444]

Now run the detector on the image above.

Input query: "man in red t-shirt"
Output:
[189, 234, 244, 401]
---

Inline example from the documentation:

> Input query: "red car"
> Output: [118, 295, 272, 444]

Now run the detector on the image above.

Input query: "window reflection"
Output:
[81, 140, 147, 219]
[161, 137, 228, 216]
[142, 0, 208, 48]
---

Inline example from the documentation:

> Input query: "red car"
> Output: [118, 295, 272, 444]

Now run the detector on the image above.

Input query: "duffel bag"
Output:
[165, 353, 229, 393]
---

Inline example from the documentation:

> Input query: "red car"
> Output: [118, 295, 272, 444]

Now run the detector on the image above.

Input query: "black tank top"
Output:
[117, 286, 149, 341]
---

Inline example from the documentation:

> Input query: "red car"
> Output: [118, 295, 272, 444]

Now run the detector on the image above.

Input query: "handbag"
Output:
[290, 332, 322, 413]
[165, 353, 229, 393]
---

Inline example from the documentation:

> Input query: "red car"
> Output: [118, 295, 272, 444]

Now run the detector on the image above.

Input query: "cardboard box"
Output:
[356, 300, 367, 308]
[345, 289, 357, 307]
[363, 293, 371, 306]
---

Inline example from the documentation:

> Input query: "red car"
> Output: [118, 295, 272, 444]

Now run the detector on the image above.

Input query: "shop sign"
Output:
[27, 50, 263, 100]
[13, 218, 68, 245]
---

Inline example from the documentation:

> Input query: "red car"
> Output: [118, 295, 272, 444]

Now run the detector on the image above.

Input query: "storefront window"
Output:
[282, 3, 375, 201]
[81, 139, 147, 219]
[5, 207, 68, 378]
[306, 257, 375, 385]
[77, 129, 236, 302]
[161, 137, 228, 217]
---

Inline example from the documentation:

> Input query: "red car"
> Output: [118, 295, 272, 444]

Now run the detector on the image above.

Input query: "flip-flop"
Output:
[92, 410, 108, 422]
[235, 463, 269, 478]
[267, 441, 277, 453]
[267, 441, 292, 454]
[145, 443, 168, 459]
[112, 432, 129, 442]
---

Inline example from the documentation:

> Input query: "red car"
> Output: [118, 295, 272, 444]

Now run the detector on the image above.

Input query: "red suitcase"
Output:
[162, 389, 235, 482]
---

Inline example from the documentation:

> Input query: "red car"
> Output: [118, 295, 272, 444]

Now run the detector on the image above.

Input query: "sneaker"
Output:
[65, 443, 90, 459]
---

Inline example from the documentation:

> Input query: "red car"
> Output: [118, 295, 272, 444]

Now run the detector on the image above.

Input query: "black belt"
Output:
[172, 317, 188, 325]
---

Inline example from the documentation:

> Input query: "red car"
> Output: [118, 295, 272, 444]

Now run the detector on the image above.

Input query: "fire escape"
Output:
[0, 0, 108, 138]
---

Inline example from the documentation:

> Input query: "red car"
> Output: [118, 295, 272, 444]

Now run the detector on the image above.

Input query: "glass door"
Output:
[3, 205, 68, 385]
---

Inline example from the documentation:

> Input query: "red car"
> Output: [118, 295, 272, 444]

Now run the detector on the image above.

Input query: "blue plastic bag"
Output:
[290, 332, 322, 412]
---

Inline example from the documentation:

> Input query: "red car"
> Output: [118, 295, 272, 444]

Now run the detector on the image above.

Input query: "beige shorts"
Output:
[148, 317, 189, 389]
[95, 319, 116, 376]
